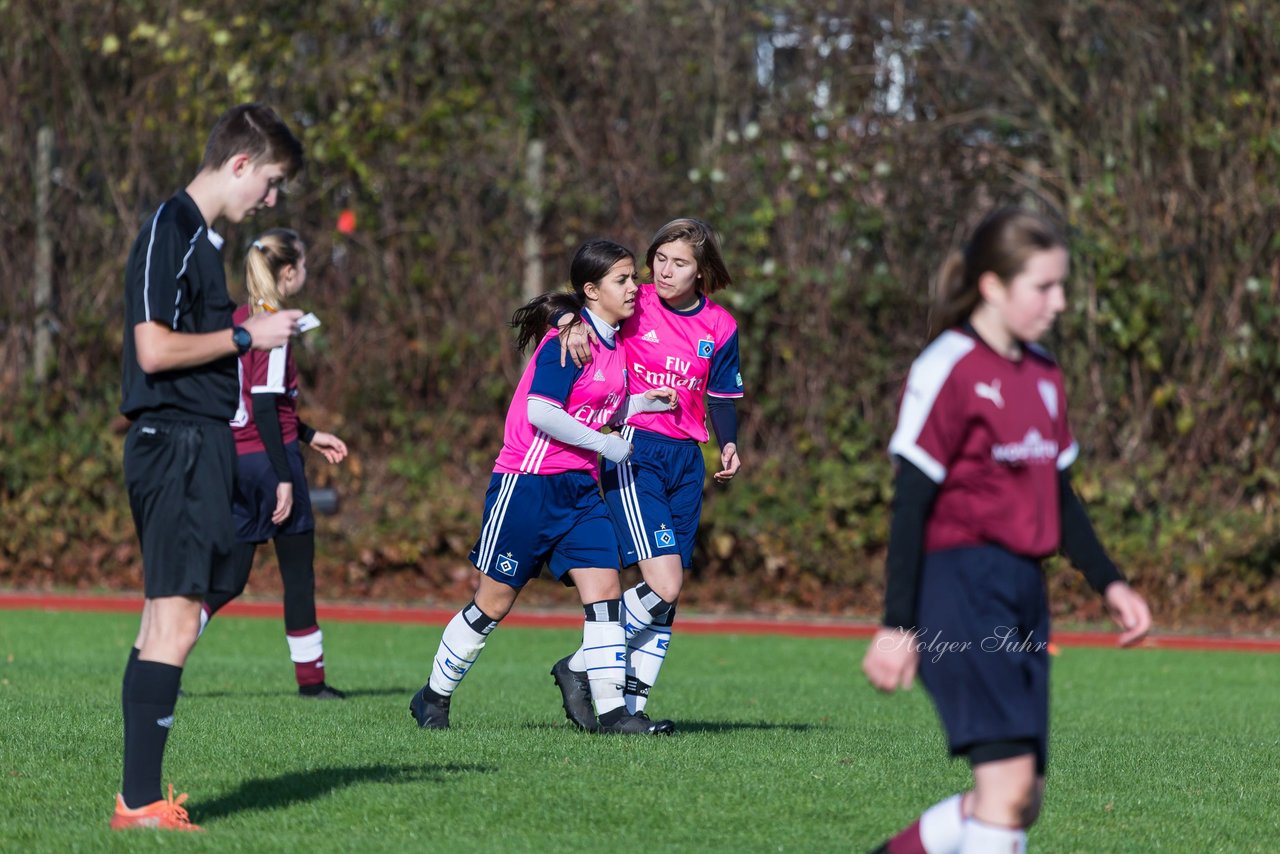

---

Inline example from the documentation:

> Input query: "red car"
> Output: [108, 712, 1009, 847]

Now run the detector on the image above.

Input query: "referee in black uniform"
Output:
[112, 103, 305, 832]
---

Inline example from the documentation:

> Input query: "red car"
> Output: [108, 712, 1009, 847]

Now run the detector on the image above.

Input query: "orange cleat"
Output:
[110, 784, 203, 831]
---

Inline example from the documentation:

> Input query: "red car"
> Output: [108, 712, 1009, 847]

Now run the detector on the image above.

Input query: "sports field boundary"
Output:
[1, 591, 1276, 653]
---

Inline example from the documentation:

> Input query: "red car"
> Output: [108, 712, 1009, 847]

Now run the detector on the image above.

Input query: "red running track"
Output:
[1, 592, 1277, 653]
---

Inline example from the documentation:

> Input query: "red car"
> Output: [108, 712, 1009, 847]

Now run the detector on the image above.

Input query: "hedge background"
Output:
[2, 1, 1278, 631]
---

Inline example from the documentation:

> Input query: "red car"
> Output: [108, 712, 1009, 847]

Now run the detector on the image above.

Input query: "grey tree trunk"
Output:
[34, 126, 54, 385]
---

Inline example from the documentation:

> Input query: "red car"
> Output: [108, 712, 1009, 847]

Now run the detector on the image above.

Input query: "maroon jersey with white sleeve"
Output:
[229, 303, 300, 455]
[888, 327, 1078, 558]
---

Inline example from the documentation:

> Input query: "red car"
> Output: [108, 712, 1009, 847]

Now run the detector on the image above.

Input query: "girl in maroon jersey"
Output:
[199, 228, 349, 699]
[863, 207, 1151, 853]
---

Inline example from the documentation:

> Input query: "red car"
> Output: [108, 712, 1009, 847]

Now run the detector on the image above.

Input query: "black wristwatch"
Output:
[232, 325, 252, 355]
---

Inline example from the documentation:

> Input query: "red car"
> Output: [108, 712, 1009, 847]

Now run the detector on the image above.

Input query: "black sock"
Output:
[120, 647, 140, 777]
[122, 647, 140, 704]
[275, 532, 318, 632]
[121, 660, 182, 808]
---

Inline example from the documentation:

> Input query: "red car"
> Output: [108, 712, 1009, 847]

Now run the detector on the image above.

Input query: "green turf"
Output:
[0, 609, 1275, 852]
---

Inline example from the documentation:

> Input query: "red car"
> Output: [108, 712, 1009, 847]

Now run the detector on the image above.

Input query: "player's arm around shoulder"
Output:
[556, 312, 596, 368]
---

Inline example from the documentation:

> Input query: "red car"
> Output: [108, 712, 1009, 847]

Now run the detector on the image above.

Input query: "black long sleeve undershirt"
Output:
[706, 396, 738, 449]
[881, 457, 939, 630]
[1058, 470, 1125, 594]
[879, 457, 1126, 629]
[252, 393, 292, 484]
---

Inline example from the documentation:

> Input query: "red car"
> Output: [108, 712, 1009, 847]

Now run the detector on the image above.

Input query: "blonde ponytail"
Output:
[243, 228, 304, 314]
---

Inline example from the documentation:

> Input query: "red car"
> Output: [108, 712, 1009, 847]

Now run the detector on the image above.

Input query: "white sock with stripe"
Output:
[627, 616, 673, 713]
[581, 599, 625, 716]
[621, 583, 675, 714]
[427, 601, 499, 697]
[959, 818, 1026, 853]
[569, 581, 668, 671]
[621, 582, 672, 637]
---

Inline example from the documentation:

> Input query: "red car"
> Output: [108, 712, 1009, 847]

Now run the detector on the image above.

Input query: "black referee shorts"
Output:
[124, 414, 238, 598]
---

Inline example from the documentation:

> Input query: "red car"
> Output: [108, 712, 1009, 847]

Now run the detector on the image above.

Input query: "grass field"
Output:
[0, 609, 1276, 852]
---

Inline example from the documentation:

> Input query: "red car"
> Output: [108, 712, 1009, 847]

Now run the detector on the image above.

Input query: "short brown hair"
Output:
[200, 103, 304, 178]
[645, 217, 733, 294]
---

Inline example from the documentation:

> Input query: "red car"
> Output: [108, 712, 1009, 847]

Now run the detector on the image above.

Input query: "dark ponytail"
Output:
[511, 292, 587, 352]
[510, 239, 635, 351]
[927, 250, 977, 342]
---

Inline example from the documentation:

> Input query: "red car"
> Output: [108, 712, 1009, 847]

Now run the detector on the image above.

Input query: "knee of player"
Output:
[596, 576, 623, 601]
[476, 598, 516, 622]
[971, 750, 1040, 827]
[643, 572, 684, 604]
[143, 615, 202, 654]
[1001, 779, 1040, 827]
[1020, 782, 1046, 828]
[637, 554, 685, 603]
[473, 581, 519, 621]
[653, 581, 683, 604]
[570, 567, 622, 602]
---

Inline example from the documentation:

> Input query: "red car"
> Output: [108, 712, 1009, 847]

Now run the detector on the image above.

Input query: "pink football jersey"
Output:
[621, 284, 743, 442]
[494, 321, 628, 477]
[230, 304, 300, 455]
[889, 328, 1077, 559]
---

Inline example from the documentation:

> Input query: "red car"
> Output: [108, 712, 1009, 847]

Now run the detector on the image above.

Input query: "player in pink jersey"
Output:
[193, 229, 350, 700]
[409, 240, 678, 735]
[863, 208, 1151, 854]
[552, 218, 743, 732]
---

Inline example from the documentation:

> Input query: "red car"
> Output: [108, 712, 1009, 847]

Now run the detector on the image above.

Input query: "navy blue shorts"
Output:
[602, 426, 704, 568]
[916, 545, 1051, 773]
[124, 415, 238, 598]
[469, 470, 621, 588]
[232, 443, 315, 543]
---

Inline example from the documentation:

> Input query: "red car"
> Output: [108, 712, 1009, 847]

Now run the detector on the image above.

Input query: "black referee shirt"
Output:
[120, 191, 238, 421]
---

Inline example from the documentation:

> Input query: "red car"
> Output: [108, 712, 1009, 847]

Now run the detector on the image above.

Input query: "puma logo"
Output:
[975, 379, 1004, 409]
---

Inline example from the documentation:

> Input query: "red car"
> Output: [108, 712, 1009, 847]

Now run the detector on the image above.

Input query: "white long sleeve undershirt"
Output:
[525, 308, 671, 463]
